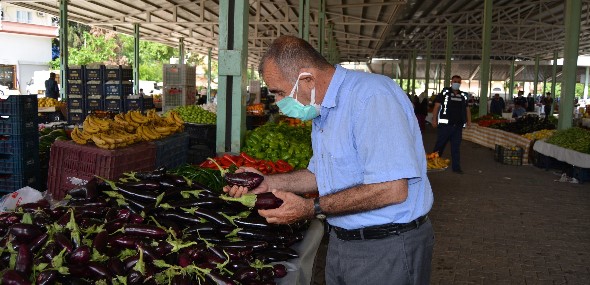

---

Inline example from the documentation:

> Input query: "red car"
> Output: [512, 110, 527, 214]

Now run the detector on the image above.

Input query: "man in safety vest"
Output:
[431, 75, 471, 174]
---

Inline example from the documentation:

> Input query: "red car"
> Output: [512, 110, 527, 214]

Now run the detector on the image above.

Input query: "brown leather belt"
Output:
[329, 215, 429, 241]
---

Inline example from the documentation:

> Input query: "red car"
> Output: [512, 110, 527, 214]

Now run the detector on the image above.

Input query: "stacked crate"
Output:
[162, 64, 196, 113]
[84, 64, 105, 114]
[0, 96, 40, 192]
[67, 65, 85, 124]
[105, 65, 133, 113]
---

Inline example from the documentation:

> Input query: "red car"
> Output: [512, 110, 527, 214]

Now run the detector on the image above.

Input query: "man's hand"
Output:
[257, 190, 313, 224]
[222, 167, 269, 197]
[431, 118, 438, 128]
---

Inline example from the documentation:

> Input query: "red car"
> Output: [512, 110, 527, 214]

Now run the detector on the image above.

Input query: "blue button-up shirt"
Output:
[308, 65, 434, 229]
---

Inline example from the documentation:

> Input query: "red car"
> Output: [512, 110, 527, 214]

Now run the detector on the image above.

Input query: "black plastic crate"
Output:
[0, 152, 39, 174]
[187, 145, 215, 165]
[67, 66, 84, 81]
[0, 132, 38, 155]
[105, 99, 123, 112]
[67, 98, 85, 113]
[68, 112, 85, 125]
[142, 97, 154, 110]
[0, 169, 39, 193]
[184, 123, 216, 148]
[85, 82, 104, 97]
[494, 145, 523, 166]
[151, 132, 189, 169]
[121, 68, 133, 81]
[86, 98, 104, 112]
[572, 166, 589, 184]
[124, 97, 154, 112]
[67, 81, 84, 95]
[103, 65, 122, 81]
[84, 66, 103, 81]
[105, 82, 133, 96]
[0, 113, 38, 135]
[0, 95, 37, 117]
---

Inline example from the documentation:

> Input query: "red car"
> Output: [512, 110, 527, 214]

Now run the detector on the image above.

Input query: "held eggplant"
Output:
[224, 172, 264, 189]
[254, 192, 283, 210]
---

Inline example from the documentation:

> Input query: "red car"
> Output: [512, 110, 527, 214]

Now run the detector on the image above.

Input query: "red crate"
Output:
[47, 140, 156, 200]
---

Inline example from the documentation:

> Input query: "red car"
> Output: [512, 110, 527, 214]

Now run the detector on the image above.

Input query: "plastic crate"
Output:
[150, 132, 189, 169]
[162, 86, 196, 113]
[67, 80, 84, 95]
[86, 98, 104, 113]
[163, 64, 196, 85]
[0, 170, 39, 193]
[121, 68, 132, 81]
[0, 152, 39, 174]
[67, 65, 84, 81]
[187, 145, 215, 165]
[0, 113, 38, 135]
[184, 123, 216, 148]
[494, 145, 523, 166]
[0, 132, 38, 155]
[68, 112, 85, 125]
[85, 82, 104, 97]
[0, 95, 37, 117]
[84, 66, 103, 81]
[103, 65, 121, 81]
[572, 166, 589, 184]
[47, 140, 156, 200]
[124, 97, 153, 112]
[105, 99, 123, 112]
[105, 81, 133, 97]
[67, 98, 85, 113]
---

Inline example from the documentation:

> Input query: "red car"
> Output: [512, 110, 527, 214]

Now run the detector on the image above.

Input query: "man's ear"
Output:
[298, 68, 316, 88]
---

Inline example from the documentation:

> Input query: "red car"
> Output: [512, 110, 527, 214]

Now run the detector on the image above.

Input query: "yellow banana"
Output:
[171, 112, 184, 125]
[83, 120, 100, 134]
[99, 133, 116, 144]
[91, 135, 107, 146]
[70, 127, 87, 145]
[114, 114, 129, 126]
[154, 126, 172, 136]
[124, 112, 140, 127]
[130, 111, 149, 124]
[141, 126, 160, 140]
[95, 142, 115, 150]
[135, 126, 148, 141]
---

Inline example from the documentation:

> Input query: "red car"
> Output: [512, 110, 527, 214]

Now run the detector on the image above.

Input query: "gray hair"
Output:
[258, 35, 332, 83]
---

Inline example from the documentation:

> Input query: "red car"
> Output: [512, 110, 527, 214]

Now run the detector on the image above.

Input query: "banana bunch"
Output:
[426, 152, 450, 170]
[38, 97, 62, 107]
[70, 126, 92, 145]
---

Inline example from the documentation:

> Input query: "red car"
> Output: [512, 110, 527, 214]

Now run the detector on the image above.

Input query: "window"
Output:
[16, 11, 32, 23]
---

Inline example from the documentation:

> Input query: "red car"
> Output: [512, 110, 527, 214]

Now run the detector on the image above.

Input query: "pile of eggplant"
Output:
[0, 168, 308, 285]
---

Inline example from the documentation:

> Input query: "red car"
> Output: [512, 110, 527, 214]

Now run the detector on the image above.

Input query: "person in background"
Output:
[44, 72, 59, 99]
[541, 92, 553, 121]
[512, 102, 526, 119]
[514, 91, 527, 110]
[139, 88, 146, 97]
[431, 75, 471, 174]
[526, 93, 535, 112]
[489, 93, 505, 116]
[224, 35, 434, 285]
[415, 91, 429, 131]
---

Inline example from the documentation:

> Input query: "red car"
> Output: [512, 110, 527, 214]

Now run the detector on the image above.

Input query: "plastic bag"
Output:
[0, 187, 43, 213]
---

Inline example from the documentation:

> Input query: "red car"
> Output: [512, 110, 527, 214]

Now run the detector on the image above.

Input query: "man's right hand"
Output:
[222, 167, 270, 198]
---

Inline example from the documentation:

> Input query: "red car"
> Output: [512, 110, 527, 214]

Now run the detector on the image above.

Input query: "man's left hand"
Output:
[258, 190, 312, 224]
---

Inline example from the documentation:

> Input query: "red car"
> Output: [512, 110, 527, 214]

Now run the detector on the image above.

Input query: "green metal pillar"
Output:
[59, 0, 68, 100]
[318, 0, 325, 54]
[179, 38, 185, 64]
[392, 63, 396, 80]
[559, 0, 581, 130]
[584, 66, 589, 100]
[298, 0, 304, 38]
[533, 55, 539, 95]
[479, 0, 493, 117]
[406, 57, 411, 94]
[381, 63, 385, 75]
[298, 0, 310, 41]
[444, 25, 453, 84]
[411, 51, 417, 95]
[509, 60, 515, 99]
[133, 24, 140, 96]
[207, 47, 212, 101]
[399, 59, 404, 89]
[551, 51, 558, 101]
[425, 40, 431, 96]
[218, 0, 249, 153]
[543, 78, 547, 95]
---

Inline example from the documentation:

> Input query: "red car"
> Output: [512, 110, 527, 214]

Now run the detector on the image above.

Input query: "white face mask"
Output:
[451, 83, 461, 90]
[275, 72, 320, 121]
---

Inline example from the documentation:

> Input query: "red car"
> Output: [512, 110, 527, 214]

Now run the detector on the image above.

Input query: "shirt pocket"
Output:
[323, 151, 362, 194]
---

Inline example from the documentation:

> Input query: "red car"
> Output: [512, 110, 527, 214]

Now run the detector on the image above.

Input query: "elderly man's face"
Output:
[262, 60, 313, 105]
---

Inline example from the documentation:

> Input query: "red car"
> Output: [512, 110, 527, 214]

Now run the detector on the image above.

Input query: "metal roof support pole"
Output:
[179, 38, 185, 64]
[218, 0, 249, 153]
[425, 40, 431, 96]
[584, 66, 589, 100]
[298, 0, 304, 38]
[411, 51, 417, 96]
[392, 63, 396, 80]
[551, 51, 558, 102]
[406, 56, 411, 94]
[304, 0, 310, 42]
[399, 59, 404, 90]
[207, 47, 212, 101]
[381, 63, 385, 75]
[558, 0, 581, 130]
[133, 24, 140, 96]
[444, 25, 453, 85]
[543, 78, 547, 96]
[59, 0, 68, 100]
[533, 55, 539, 95]
[318, 0, 325, 54]
[509, 60, 515, 99]
[478, 0, 492, 117]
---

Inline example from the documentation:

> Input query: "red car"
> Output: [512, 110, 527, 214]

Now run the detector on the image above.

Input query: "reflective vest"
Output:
[436, 87, 469, 126]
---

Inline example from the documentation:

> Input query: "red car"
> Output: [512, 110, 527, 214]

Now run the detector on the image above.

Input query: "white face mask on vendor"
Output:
[275, 72, 320, 121]
[451, 83, 461, 90]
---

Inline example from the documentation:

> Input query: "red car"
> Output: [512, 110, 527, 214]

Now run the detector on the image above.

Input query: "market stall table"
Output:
[462, 125, 534, 165]
[533, 140, 590, 168]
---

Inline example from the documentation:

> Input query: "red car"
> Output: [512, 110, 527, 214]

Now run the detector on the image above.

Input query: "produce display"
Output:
[199, 103, 217, 114]
[473, 115, 509, 128]
[488, 115, 555, 135]
[37, 97, 63, 108]
[70, 110, 184, 149]
[198, 153, 294, 175]
[246, 104, 265, 116]
[167, 105, 216, 125]
[521, 129, 556, 140]
[426, 152, 450, 170]
[39, 128, 69, 154]
[0, 168, 306, 284]
[242, 123, 312, 170]
[545, 127, 590, 154]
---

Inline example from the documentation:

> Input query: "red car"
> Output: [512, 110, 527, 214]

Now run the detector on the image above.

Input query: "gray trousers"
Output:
[325, 219, 435, 285]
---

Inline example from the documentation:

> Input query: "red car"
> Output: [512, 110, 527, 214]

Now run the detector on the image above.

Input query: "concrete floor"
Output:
[311, 126, 590, 285]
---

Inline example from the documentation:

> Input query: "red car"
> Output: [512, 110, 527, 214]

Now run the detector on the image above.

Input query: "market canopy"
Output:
[6, 0, 590, 81]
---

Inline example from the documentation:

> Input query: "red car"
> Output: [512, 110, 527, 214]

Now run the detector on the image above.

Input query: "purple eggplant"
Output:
[156, 210, 232, 227]
[123, 224, 167, 240]
[9, 223, 43, 243]
[259, 267, 275, 282]
[0, 212, 22, 225]
[36, 270, 58, 285]
[273, 263, 288, 278]
[108, 235, 142, 249]
[17, 199, 50, 211]
[216, 240, 269, 252]
[205, 271, 236, 285]
[233, 267, 259, 282]
[68, 264, 90, 279]
[15, 244, 32, 277]
[107, 257, 125, 276]
[178, 252, 193, 267]
[68, 245, 91, 264]
[93, 231, 109, 254]
[171, 274, 192, 285]
[134, 167, 166, 181]
[129, 213, 144, 224]
[123, 255, 140, 272]
[27, 233, 48, 253]
[53, 233, 74, 253]
[1, 269, 31, 285]
[224, 172, 264, 189]
[87, 262, 111, 279]
[254, 192, 283, 210]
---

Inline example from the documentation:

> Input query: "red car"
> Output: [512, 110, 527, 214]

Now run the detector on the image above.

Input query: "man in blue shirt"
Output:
[44, 72, 59, 99]
[225, 35, 434, 284]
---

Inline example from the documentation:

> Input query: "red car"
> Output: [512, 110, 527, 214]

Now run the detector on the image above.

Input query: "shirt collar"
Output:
[321, 65, 347, 108]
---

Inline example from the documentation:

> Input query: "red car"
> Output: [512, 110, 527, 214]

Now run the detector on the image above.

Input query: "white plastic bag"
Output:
[0, 187, 43, 213]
